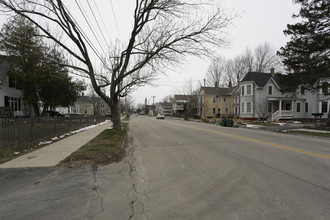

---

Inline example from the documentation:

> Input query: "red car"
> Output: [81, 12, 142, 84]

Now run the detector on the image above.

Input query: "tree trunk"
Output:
[326, 107, 330, 127]
[109, 99, 121, 130]
[32, 103, 40, 117]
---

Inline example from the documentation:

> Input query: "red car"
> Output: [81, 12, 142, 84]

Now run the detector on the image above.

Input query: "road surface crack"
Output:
[127, 142, 149, 220]
[88, 166, 104, 220]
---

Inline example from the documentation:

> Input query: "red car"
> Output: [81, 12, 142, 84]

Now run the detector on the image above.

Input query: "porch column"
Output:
[279, 100, 282, 116]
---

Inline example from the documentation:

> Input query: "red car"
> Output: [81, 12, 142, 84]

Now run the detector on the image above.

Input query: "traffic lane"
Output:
[148, 117, 330, 190]
[130, 117, 330, 219]
[163, 118, 330, 158]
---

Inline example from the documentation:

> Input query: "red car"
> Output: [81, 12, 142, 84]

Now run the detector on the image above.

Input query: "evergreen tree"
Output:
[278, 0, 330, 84]
[0, 16, 84, 116]
[278, 0, 330, 125]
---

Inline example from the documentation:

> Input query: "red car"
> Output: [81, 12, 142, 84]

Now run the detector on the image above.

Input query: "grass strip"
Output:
[60, 122, 128, 167]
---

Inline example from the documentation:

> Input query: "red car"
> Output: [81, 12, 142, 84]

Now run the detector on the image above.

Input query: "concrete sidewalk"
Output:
[0, 121, 112, 169]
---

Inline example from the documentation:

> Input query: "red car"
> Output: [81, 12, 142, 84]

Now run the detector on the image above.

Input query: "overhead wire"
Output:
[62, 2, 108, 67]
[85, 0, 110, 49]
[75, 0, 107, 56]
[109, 0, 121, 38]
[92, 0, 112, 44]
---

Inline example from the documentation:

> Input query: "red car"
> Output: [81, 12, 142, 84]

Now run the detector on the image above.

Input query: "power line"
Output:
[62, 2, 107, 67]
[92, 0, 112, 44]
[75, 0, 106, 56]
[109, 0, 121, 38]
[86, 0, 110, 49]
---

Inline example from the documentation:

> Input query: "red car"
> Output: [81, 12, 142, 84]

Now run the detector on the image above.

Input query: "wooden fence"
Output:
[0, 116, 108, 151]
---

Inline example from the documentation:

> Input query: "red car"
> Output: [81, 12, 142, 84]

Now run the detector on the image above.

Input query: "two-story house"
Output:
[239, 69, 329, 121]
[172, 94, 197, 117]
[155, 102, 172, 116]
[197, 84, 236, 119]
[0, 59, 31, 117]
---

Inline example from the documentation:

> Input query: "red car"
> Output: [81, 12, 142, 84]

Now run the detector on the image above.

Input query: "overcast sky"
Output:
[0, 0, 301, 105]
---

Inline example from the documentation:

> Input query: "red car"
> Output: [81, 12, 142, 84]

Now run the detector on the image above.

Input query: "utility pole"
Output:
[151, 96, 156, 106]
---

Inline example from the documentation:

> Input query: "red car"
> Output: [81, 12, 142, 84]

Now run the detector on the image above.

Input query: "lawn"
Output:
[60, 122, 128, 167]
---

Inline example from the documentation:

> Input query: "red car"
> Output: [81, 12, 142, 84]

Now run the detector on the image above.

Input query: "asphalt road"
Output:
[1, 116, 329, 219]
[124, 116, 330, 219]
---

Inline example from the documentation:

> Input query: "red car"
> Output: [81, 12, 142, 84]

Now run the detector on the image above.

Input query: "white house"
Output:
[0, 59, 31, 117]
[239, 70, 329, 121]
[155, 102, 172, 116]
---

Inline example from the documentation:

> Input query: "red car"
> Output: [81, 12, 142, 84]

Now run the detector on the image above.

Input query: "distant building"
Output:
[56, 95, 111, 116]
[197, 83, 236, 119]
[155, 102, 172, 116]
[172, 94, 197, 117]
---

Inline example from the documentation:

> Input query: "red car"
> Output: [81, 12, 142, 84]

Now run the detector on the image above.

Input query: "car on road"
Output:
[156, 114, 165, 119]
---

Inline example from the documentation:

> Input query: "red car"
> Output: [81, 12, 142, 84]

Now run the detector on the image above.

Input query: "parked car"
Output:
[42, 111, 65, 117]
[156, 114, 165, 119]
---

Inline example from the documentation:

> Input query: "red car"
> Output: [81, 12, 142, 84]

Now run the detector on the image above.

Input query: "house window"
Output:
[322, 101, 328, 113]
[218, 108, 220, 114]
[267, 102, 273, 113]
[300, 85, 305, 95]
[322, 83, 329, 94]
[297, 102, 301, 113]
[247, 85, 252, 95]
[234, 106, 238, 114]
[241, 103, 245, 113]
[305, 102, 308, 113]
[247, 102, 252, 113]
[200, 97, 203, 104]
[213, 97, 216, 103]
[241, 86, 245, 96]
[4, 96, 21, 111]
[268, 85, 273, 95]
[212, 108, 216, 114]
[225, 107, 229, 114]
[223, 98, 226, 102]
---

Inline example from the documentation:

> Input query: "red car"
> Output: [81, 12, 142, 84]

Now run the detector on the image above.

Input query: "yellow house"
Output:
[197, 86, 237, 119]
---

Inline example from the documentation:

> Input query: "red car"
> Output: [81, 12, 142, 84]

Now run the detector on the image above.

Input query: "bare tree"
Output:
[162, 95, 173, 103]
[254, 42, 279, 72]
[231, 55, 246, 86]
[222, 59, 234, 87]
[0, 0, 235, 130]
[206, 56, 226, 87]
[242, 47, 254, 72]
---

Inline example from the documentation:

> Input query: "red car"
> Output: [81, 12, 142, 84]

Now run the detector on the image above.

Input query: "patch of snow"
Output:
[13, 152, 20, 155]
[289, 128, 330, 134]
[275, 123, 286, 126]
[38, 141, 53, 145]
[292, 121, 302, 124]
[246, 124, 262, 129]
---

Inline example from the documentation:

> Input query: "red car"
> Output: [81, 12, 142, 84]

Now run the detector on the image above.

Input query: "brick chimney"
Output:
[294, 67, 300, 74]
[215, 81, 218, 88]
[270, 68, 275, 74]
[228, 80, 232, 88]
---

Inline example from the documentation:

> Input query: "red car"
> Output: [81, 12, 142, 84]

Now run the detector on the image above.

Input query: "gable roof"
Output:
[241, 72, 284, 89]
[200, 86, 237, 96]
[173, 94, 195, 101]
[158, 102, 172, 108]
[241, 72, 273, 87]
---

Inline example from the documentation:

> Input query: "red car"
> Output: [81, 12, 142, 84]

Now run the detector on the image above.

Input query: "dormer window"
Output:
[300, 85, 305, 95]
[268, 85, 273, 95]
[247, 85, 252, 95]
